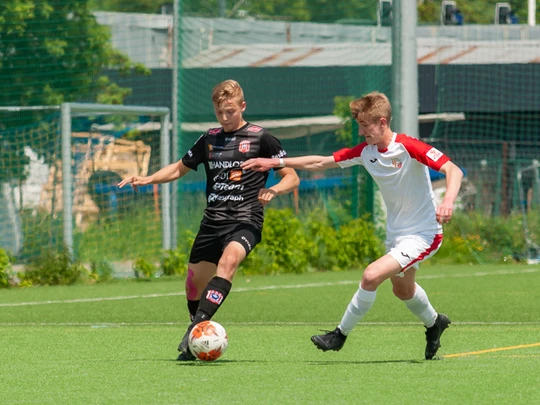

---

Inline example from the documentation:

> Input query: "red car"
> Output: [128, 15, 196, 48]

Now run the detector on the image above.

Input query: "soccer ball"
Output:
[188, 320, 228, 361]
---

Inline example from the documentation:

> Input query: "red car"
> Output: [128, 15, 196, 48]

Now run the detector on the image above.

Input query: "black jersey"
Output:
[181, 122, 287, 229]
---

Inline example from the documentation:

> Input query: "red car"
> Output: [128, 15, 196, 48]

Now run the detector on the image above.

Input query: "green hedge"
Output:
[4, 208, 536, 288]
[241, 208, 384, 275]
[429, 211, 537, 265]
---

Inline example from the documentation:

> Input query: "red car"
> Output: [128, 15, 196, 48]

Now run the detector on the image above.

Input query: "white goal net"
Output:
[0, 103, 173, 268]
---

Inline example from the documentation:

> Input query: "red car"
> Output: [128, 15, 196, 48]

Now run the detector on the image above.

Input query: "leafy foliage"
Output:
[301, 208, 383, 271]
[7, 207, 537, 289]
[90, 260, 114, 282]
[0, 248, 14, 288]
[133, 257, 157, 278]
[88, 0, 537, 25]
[417, 1, 440, 24]
[23, 246, 88, 286]
[0, 132, 31, 182]
[1, 0, 104, 110]
[0, 0, 149, 181]
[333, 216, 384, 268]
[89, 0, 378, 22]
[243, 208, 311, 274]
[89, 0, 164, 14]
[333, 95, 355, 146]
[430, 211, 531, 265]
[160, 230, 195, 276]
[243, 208, 383, 274]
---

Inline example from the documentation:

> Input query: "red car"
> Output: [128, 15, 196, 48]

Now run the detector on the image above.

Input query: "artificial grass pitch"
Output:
[1, 264, 539, 404]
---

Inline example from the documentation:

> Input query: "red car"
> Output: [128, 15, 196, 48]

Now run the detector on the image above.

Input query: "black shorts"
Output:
[189, 220, 262, 265]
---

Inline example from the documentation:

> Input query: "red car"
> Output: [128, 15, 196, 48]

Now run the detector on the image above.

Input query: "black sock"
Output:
[192, 276, 232, 324]
[187, 300, 199, 322]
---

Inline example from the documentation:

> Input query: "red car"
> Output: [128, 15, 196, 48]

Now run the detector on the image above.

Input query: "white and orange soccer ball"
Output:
[188, 320, 228, 361]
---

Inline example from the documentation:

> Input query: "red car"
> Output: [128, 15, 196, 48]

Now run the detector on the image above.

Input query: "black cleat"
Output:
[178, 329, 190, 354]
[176, 351, 196, 361]
[425, 313, 451, 360]
[177, 324, 196, 360]
[311, 327, 347, 352]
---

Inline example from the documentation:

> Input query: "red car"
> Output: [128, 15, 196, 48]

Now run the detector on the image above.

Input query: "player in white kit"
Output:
[242, 91, 463, 360]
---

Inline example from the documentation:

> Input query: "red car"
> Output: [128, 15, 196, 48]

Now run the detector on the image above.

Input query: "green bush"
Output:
[160, 230, 195, 276]
[13, 205, 536, 289]
[430, 211, 531, 265]
[302, 208, 341, 271]
[242, 208, 384, 274]
[0, 248, 13, 288]
[243, 208, 311, 274]
[301, 209, 383, 271]
[434, 232, 489, 265]
[333, 216, 384, 269]
[90, 260, 114, 283]
[133, 257, 157, 278]
[161, 247, 189, 276]
[23, 246, 88, 286]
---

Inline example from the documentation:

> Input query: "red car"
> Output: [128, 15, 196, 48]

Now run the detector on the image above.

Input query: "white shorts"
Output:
[386, 233, 443, 276]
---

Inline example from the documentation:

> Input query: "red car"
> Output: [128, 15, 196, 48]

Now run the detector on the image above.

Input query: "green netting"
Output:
[2, 0, 540, 265]
[428, 44, 540, 261]
[0, 112, 61, 258]
[0, 107, 167, 262]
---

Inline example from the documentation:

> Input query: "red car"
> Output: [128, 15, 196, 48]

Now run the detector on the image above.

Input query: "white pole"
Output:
[161, 112, 172, 251]
[391, 0, 419, 138]
[61, 103, 74, 256]
[172, 0, 180, 249]
[528, 0, 536, 26]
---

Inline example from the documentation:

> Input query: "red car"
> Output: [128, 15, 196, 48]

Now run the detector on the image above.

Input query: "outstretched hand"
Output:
[241, 158, 275, 172]
[118, 175, 150, 191]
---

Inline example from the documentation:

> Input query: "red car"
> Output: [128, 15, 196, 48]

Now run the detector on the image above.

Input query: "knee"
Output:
[217, 253, 241, 278]
[361, 265, 383, 290]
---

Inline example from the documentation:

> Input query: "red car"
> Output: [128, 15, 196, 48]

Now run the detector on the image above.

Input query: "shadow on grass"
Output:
[174, 359, 260, 366]
[168, 358, 427, 366]
[307, 359, 424, 365]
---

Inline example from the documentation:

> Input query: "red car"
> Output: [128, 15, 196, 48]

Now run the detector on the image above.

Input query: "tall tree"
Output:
[0, 0, 147, 181]
[0, 0, 144, 110]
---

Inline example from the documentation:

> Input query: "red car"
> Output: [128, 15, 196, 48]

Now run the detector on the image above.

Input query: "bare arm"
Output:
[436, 161, 464, 223]
[257, 167, 299, 206]
[242, 155, 339, 172]
[118, 160, 191, 189]
[269, 167, 300, 195]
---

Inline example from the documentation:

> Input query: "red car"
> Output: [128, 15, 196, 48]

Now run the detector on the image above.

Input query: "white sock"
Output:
[338, 286, 377, 335]
[403, 283, 437, 327]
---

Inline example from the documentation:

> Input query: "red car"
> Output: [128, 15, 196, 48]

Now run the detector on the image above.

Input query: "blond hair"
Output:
[349, 91, 392, 123]
[212, 80, 245, 106]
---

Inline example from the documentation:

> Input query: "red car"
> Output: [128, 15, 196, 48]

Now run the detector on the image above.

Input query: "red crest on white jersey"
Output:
[239, 140, 251, 153]
[247, 125, 262, 132]
[391, 158, 403, 169]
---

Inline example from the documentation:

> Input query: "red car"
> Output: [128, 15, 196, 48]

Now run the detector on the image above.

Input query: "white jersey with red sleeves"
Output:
[333, 133, 450, 238]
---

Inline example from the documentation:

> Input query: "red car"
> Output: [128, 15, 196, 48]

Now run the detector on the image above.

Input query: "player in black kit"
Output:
[119, 80, 300, 360]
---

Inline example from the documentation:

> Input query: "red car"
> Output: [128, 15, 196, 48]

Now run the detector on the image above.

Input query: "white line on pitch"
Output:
[0, 267, 538, 308]
[0, 321, 539, 327]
